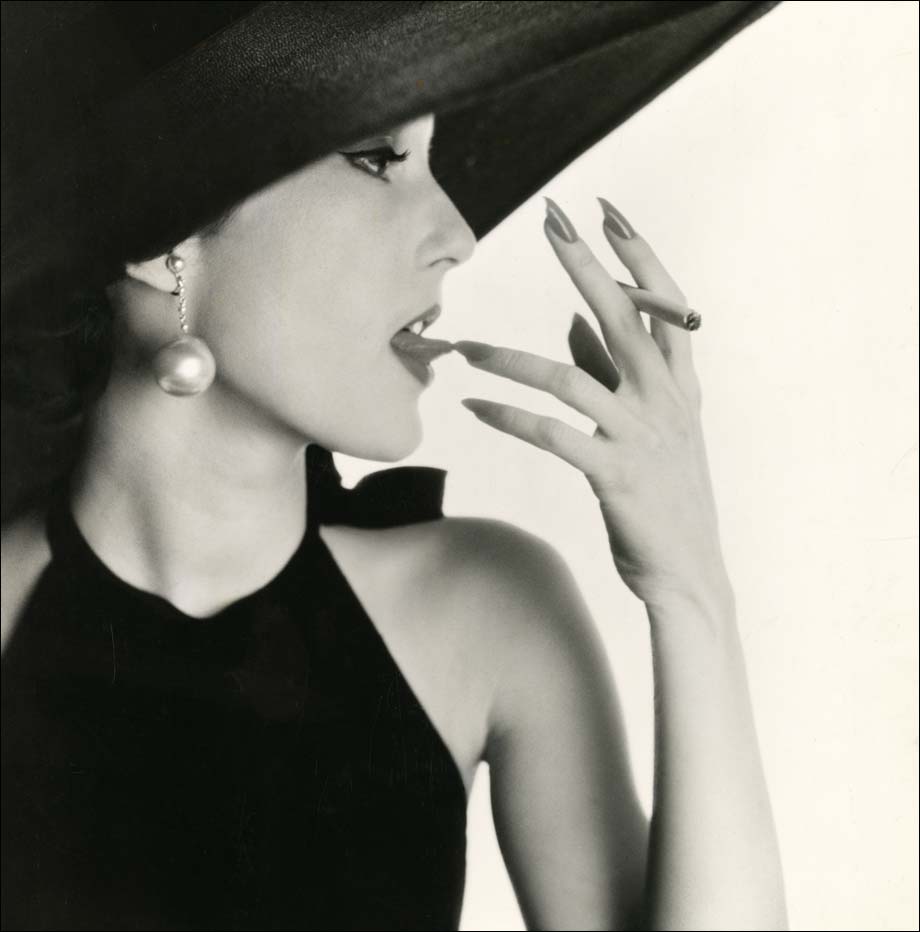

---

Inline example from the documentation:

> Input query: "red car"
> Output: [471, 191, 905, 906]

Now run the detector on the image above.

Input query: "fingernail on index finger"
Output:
[543, 197, 579, 244]
[453, 340, 494, 362]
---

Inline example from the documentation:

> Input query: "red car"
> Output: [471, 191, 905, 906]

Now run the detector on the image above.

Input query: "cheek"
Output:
[201, 245, 396, 404]
[197, 177, 409, 412]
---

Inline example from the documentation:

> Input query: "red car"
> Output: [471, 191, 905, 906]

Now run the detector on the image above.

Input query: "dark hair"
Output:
[0, 204, 241, 520]
[1, 204, 241, 425]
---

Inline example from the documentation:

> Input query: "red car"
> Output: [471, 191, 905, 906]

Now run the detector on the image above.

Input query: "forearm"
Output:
[640, 585, 788, 931]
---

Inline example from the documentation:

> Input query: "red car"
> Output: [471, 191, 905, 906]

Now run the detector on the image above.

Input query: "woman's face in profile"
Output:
[191, 113, 476, 460]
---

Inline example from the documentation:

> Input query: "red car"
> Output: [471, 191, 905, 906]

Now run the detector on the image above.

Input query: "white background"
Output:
[336, 3, 920, 929]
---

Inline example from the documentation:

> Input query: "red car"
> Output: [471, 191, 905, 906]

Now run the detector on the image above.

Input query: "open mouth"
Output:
[390, 327, 454, 362]
[390, 304, 453, 363]
[398, 318, 430, 337]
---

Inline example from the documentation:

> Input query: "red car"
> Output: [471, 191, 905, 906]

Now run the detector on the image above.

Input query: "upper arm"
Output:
[466, 521, 650, 931]
[1, 508, 51, 656]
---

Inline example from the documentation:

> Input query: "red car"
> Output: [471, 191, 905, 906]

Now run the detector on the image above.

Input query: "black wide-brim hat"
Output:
[2, 0, 781, 310]
[1, 1, 783, 519]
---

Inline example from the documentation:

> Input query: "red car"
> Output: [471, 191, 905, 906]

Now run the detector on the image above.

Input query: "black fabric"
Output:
[1, 448, 465, 931]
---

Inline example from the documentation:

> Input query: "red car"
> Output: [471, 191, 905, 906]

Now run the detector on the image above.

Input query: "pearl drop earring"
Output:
[151, 253, 217, 396]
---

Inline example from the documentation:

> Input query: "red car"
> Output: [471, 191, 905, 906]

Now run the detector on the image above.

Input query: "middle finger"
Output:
[543, 197, 669, 393]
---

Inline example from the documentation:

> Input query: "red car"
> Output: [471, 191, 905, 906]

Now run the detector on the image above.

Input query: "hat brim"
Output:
[1, 1, 781, 306]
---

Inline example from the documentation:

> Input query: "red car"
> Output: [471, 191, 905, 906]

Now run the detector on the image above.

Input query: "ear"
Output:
[124, 234, 204, 293]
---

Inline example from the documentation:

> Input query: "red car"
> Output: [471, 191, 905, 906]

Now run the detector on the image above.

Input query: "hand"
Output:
[454, 197, 733, 614]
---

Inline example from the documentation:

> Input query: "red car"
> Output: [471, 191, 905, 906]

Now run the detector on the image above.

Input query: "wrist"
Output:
[644, 571, 737, 635]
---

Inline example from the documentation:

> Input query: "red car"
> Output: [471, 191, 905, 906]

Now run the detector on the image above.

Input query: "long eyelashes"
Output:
[339, 146, 410, 182]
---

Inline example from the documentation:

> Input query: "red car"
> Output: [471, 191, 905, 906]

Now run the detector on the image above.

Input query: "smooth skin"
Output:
[1, 113, 788, 930]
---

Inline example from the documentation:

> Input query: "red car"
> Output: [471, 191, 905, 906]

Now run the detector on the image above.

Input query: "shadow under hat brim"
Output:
[1, 1, 781, 309]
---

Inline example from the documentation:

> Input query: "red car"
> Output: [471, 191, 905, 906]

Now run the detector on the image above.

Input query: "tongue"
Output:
[390, 330, 454, 362]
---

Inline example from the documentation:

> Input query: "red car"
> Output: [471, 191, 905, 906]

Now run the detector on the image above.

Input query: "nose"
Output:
[419, 179, 478, 270]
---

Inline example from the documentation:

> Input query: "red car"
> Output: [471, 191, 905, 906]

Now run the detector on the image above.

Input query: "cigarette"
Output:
[615, 281, 701, 331]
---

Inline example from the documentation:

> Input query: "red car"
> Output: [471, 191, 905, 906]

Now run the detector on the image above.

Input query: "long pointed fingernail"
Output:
[453, 340, 493, 362]
[597, 197, 636, 240]
[543, 197, 579, 243]
[460, 398, 490, 416]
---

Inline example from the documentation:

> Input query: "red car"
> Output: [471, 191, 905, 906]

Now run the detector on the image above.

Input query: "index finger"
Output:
[543, 197, 668, 393]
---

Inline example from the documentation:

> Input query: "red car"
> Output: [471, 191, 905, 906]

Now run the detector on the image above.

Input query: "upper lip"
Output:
[397, 303, 441, 335]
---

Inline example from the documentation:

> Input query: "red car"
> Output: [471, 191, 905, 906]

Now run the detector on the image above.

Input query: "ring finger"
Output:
[451, 340, 640, 439]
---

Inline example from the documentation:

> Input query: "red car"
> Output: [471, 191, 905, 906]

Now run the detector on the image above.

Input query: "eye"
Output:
[339, 145, 410, 182]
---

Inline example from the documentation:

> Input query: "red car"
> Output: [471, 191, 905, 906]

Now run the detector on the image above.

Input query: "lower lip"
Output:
[391, 345, 434, 386]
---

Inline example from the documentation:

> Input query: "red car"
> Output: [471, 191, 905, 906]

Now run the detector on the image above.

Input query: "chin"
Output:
[307, 409, 424, 464]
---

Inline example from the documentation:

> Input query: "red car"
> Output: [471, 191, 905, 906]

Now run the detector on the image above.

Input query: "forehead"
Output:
[387, 113, 436, 143]
[402, 113, 436, 134]
[241, 113, 438, 212]
[343, 113, 435, 155]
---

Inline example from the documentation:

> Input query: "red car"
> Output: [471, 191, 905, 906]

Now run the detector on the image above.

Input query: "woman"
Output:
[2, 4, 788, 930]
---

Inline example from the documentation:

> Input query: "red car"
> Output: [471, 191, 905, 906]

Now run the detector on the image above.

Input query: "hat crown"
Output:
[1, 2, 261, 170]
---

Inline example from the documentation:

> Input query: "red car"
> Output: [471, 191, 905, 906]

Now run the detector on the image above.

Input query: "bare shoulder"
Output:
[320, 514, 590, 779]
[353, 513, 580, 629]
[409, 515, 602, 719]
[320, 513, 571, 672]
[323, 513, 569, 602]
[425, 515, 581, 611]
[1, 506, 52, 655]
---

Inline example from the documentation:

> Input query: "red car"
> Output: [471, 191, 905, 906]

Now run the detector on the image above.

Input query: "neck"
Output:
[69, 367, 312, 619]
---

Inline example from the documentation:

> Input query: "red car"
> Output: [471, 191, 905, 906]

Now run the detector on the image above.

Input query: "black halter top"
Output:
[1, 445, 468, 931]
